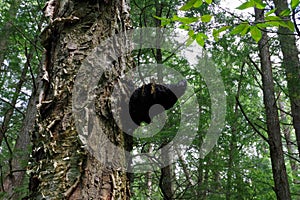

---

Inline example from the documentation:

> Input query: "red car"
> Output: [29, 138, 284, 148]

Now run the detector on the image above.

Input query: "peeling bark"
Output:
[29, 0, 132, 199]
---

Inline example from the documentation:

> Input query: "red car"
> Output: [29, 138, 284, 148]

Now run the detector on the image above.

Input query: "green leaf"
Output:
[253, 0, 266, 9]
[279, 21, 295, 31]
[265, 9, 276, 16]
[188, 30, 195, 37]
[236, 1, 255, 10]
[201, 15, 212, 23]
[153, 15, 171, 26]
[172, 15, 180, 21]
[180, 0, 198, 11]
[186, 36, 195, 46]
[177, 16, 199, 24]
[204, 0, 212, 4]
[250, 26, 262, 42]
[196, 33, 207, 47]
[231, 23, 249, 35]
[179, 24, 191, 30]
[265, 15, 282, 22]
[213, 26, 230, 41]
[265, 21, 281, 27]
[291, 0, 299, 9]
[193, 0, 203, 8]
[286, 21, 295, 31]
[279, 9, 291, 17]
[256, 23, 269, 29]
[240, 24, 250, 36]
[212, 29, 219, 41]
[218, 26, 230, 32]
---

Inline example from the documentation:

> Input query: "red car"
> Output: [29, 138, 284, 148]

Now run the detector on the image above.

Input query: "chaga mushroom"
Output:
[129, 80, 187, 125]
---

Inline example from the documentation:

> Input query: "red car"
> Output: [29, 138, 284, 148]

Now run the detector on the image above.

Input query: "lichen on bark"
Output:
[29, 0, 133, 199]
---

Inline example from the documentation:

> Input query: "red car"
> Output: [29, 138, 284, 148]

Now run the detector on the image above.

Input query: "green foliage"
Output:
[165, 0, 298, 45]
[2, 0, 299, 198]
[129, 0, 300, 199]
[0, 0, 45, 198]
[250, 25, 262, 42]
[231, 22, 250, 35]
[180, 0, 203, 11]
[291, 0, 300, 9]
[236, 0, 266, 10]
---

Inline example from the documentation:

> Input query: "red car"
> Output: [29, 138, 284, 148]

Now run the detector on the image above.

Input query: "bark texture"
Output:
[273, 0, 300, 157]
[255, 7, 291, 200]
[29, 0, 132, 199]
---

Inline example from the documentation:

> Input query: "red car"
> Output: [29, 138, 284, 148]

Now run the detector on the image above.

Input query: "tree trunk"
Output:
[226, 63, 243, 200]
[254, 7, 291, 200]
[159, 151, 174, 200]
[279, 100, 299, 184]
[29, 0, 132, 199]
[273, 0, 300, 157]
[2, 91, 38, 199]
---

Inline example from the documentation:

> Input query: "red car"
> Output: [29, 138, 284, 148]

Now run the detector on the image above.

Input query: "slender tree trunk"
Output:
[273, 0, 300, 157]
[279, 100, 299, 184]
[146, 145, 153, 200]
[29, 0, 132, 199]
[159, 149, 174, 200]
[2, 91, 38, 199]
[226, 63, 243, 200]
[254, 7, 291, 200]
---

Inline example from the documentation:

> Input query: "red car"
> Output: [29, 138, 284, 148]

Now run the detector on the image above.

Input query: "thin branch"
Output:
[236, 97, 269, 143]
[0, 98, 25, 118]
[8, 21, 43, 52]
[292, 8, 300, 36]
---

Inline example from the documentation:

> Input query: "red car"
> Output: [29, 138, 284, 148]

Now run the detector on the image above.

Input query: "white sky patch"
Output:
[220, 0, 244, 11]
[219, 0, 254, 16]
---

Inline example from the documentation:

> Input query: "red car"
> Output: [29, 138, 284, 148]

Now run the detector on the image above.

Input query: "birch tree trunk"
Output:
[29, 0, 132, 199]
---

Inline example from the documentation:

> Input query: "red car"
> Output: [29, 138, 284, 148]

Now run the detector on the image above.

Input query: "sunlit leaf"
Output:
[180, 0, 198, 11]
[265, 15, 282, 22]
[279, 9, 291, 17]
[236, 1, 255, 10]
[177, 16, 199, 24]
[253, 0, 266, 9]
[291, 0, 300, 9]
[250, 26, 262, 42]
[196, 33, 207, 47]
[193, 0, 203, 8]
[240, 24, 250, 36]
[231, 23, 249, 35]
[265, 21, 280, 27]
[204, 0, 212, 4]
[201, 15, 212, 23]
[256, 23, 269, 29]
[265, 9, 276, 16]
[179, 24, 191, 30]
[279, 21, 295, 31]
[188, 30, 195, 37]
[186, 36, 195, 46]
[172, 15, 180, 20]
[154, 15, 171, 26]
[213, 26, 230, 41]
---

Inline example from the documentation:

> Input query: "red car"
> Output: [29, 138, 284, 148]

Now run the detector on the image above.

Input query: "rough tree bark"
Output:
[254, 7, 291, 200]
[28, 0, 132, 199]
[273, 0, 300, 157]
